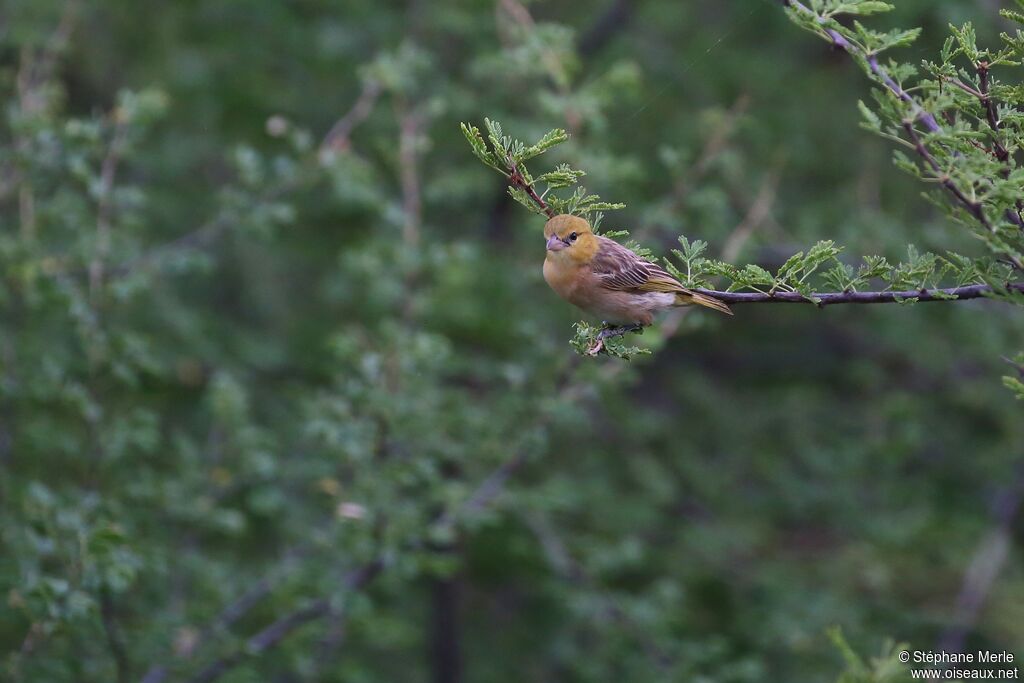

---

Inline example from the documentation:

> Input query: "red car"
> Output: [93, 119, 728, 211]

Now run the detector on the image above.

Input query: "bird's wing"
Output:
[590, 235, 684, 293]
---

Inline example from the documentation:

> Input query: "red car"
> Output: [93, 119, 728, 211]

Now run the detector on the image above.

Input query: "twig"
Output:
[939, 464, 1024, 652]
[783, 0, 1024, 264]
[577, 0, 635, 60]
[975, 61, 1024, 228]
[90, 113, 129, 300]
[484, 0, 634, 240]
[941, 75, 984, 100]
[398, 109, 422, 247]
[976, 62, 1008, 163]
[669, 95, 751, 209]
[781, 0, 942, 134]
[497, 0, 580, 132]
[586, 323, 644, 356]
[173, 255, 722, 680]
[721, 165, 782, 263]
[101, 590, 131, 683]
[509, 163, 556, 218]
[523, 512, 674, 670]
[139, 581, 275, 683]
[185, 561, 383, 683]
[321, 80, 382, 152]
[113, 215, 228, 277]
[694, 282, 1023, 305]
[901, 121, 993, 232]
[653, 169, 778, 345]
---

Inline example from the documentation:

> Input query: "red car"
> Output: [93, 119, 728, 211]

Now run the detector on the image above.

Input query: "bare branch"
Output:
[939, 464, 1024, 652]
[398, 109, 423, 247]
[100, 590, 131, 683]
[669, 95, 751, 210]
[185, 561, 384, 683]
[90, 113, 130, 301]
[321, 80, 382, 152]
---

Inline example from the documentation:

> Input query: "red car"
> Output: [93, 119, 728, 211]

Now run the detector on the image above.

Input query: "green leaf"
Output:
[521, 128, 569, 161]
[460, 122, 504, 174]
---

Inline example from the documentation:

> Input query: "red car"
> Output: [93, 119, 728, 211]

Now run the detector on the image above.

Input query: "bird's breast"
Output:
[543, 256, 585, 303]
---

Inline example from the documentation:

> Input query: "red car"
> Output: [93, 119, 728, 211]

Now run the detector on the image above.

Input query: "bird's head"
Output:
[543, 214, 597, 264]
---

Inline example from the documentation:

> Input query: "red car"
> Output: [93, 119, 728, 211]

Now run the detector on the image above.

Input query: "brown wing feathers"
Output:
[590, 235, 732, 315]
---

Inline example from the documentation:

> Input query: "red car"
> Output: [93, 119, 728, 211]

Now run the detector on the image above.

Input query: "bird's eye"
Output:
[569, 232, 578, 242]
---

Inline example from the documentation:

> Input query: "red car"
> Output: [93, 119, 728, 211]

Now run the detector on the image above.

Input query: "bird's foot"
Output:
[586, 323, 645, 356]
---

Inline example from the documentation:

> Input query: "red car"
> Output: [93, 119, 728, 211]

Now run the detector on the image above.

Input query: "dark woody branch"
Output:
[508, 155, 1024, 308]
[696, 282, 1024, 306]
[509, 163, 555, 218]
[782, 0, 1024, 263]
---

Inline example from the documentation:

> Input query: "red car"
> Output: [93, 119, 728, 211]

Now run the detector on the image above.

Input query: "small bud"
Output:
[266, 115, 289, 137]
[336, 502, 367, 520]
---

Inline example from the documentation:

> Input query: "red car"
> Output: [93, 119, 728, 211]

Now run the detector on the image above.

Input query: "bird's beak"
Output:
[546, 234, 567, 252]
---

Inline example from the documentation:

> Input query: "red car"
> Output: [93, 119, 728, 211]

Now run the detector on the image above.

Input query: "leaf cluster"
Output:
[461, 118, 624, 222]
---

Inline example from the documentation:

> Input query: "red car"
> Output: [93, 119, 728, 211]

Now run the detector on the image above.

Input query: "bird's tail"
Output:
[676, 290, 733, 315]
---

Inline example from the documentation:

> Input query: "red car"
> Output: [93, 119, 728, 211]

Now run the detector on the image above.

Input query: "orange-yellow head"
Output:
[543, 214, 598, 264]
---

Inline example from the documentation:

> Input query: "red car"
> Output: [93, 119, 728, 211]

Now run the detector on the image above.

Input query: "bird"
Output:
[542, 214, 731, 342]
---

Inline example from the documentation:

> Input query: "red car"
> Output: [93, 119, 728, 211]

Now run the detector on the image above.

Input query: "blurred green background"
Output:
[1, 1, 1022, 681]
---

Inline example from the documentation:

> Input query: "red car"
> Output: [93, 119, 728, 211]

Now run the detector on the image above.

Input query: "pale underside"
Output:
[543, 235, 691, 325]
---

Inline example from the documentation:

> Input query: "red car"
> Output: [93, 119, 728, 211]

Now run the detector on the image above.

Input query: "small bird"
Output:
[542, 214, 732, 337]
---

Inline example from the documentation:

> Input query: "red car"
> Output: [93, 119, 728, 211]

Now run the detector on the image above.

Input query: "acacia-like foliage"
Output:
[465, 1, 1024, 381]
[3, 3, 1022, 683]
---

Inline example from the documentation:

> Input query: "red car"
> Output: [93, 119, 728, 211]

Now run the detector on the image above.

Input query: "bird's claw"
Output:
[587, 323, 644, 356]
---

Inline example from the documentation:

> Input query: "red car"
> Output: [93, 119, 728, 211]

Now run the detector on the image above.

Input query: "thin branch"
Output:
[695, 282, 1023, 306]
[720, 164, 782, 263]
[139, 580, 275, 683]
[90, 113, 129, 300]
[901, 121, 993, 232]
[509, 163, 556, 218]
[783, 0, 1024, 266]
[975, 61, 1024, 228]
[485, 0, 632, 240]
[523, 512, 674, 670]
[941, 75, 984, 100]
[976, 62, 1008, 163]
[497, 0, 580, 132]
[185, 561, 383, 683]
[113, 215, 228, 277]
[100, 590, 131, 683]
[939, 463, 1024, 652]
[669, 95, 751, 210]
[577, 0, 635, 60]
[11, 0, 79, 241]
[654, 173, 776, 344]
[398, 109, 422, 247]
[321, 80, 382, 152]
[139, 547, 313, 683]
[173, 288, 723, 679]
[782, 0, 942, 134]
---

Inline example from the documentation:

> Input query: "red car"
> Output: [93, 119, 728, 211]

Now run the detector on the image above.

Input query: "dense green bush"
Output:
[1, 2, 1021, 682]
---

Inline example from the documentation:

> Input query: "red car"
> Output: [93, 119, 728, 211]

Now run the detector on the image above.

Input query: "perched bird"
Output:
[542, 214, 732, 331]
